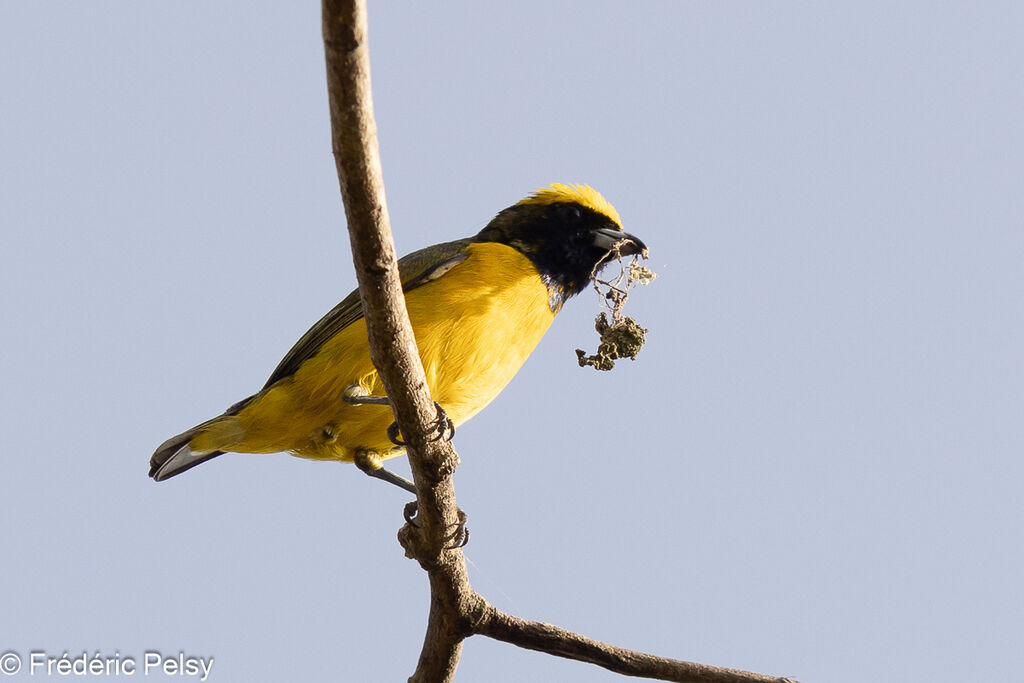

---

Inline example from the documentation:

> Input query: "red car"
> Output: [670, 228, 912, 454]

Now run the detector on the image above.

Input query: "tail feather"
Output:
[149, 424, 224, 481]
[150, 395, 255, 482]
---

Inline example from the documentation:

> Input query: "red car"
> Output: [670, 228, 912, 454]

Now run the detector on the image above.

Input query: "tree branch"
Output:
[474, 601, 794, 683]
[321, 2, 796, 682]
[322, 1, 469, 680]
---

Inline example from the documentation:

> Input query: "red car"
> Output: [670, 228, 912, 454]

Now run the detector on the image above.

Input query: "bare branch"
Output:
[321, 3, 795, 683]
[475, 601, 795, 683]
[321, 0, 430, 442]
[321, 1, 469, 680]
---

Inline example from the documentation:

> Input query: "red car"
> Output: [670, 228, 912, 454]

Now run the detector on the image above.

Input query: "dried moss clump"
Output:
[576, 312, 648, 371]
[575, 242, 656, 371]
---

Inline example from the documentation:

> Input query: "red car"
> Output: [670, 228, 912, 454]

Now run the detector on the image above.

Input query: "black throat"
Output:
[474, 201, 618, 311]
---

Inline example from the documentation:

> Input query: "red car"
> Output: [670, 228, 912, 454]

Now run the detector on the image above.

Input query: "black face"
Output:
[475, 201, 645, 310]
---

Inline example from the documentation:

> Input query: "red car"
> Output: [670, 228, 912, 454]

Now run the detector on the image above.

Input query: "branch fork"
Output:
[322, 1, 795, 681]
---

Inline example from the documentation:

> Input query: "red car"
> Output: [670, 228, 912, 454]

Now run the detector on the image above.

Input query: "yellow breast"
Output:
[205, 242, 555, 462]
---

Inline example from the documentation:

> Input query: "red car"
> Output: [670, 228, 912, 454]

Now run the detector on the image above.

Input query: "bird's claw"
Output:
[403, 500, 420, 527]
[448, 521, 470, 549]
[387, 421, 405, 447]
[436, 402, 456, 441]
[447, 509, 470, 549]
[402, 502, 469, 549]
[387, 401, 456, 447]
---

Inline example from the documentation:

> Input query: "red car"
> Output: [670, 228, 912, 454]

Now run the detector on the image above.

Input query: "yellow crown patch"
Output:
[517, 184, 622, 229]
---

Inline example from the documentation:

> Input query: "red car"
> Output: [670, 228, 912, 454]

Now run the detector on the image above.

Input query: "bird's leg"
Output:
[343, 384, 455, 446]
[346, 384, 464, 543]
[342, 384, 391, 407]
[353, 449, 417, 495]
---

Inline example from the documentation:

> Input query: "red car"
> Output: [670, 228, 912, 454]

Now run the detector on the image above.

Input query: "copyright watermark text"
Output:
[0, 651, 213, 680]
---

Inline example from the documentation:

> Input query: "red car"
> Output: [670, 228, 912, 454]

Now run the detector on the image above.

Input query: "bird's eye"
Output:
[555, 204, 582, 222]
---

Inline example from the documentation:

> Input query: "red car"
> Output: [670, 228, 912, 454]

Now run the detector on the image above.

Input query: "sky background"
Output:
[2, 2, 1022, 682]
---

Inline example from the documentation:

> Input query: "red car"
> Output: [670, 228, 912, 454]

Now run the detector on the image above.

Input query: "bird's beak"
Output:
[592, 227, 647, 256]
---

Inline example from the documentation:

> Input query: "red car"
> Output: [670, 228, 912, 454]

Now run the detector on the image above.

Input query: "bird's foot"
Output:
[402, 501, 469, 549]
[343, 385, 454, 447]
[403, 500, 419, 526]
[449, 510, 470, 549]
[387, 401, 455, 447]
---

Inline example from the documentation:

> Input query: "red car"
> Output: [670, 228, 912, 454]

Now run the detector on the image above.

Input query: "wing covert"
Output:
[261, 238, 473, 388]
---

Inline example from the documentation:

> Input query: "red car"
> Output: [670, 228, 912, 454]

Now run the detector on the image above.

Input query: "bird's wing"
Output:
[259, 238, 473, 390]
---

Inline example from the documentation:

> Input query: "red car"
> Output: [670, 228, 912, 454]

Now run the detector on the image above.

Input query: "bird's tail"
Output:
[150, 395, 257, 481]
[149, 421, 226, 481]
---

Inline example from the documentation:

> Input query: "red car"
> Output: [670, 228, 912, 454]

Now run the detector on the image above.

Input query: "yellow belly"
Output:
[194, 242, 555, 462]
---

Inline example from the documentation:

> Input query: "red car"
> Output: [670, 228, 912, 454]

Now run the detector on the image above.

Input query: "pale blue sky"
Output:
[2, 2, 1022, 682]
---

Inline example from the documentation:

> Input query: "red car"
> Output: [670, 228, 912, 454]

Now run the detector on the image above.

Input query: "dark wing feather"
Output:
[261, 238, 473, 389]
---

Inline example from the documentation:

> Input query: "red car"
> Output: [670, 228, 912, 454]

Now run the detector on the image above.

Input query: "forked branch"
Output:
[321, 1, 795, 682]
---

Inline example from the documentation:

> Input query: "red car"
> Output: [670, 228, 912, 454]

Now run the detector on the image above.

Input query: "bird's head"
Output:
[476, 184, 646, 310]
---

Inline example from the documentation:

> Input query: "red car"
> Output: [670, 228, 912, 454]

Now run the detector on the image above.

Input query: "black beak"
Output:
[592, 227, 647, 256]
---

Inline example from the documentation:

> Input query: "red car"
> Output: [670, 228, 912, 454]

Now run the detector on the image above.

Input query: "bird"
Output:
[149, 183, 646, 490]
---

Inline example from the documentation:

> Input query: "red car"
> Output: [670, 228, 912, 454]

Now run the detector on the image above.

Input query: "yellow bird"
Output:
[150, 184, 645, 488]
